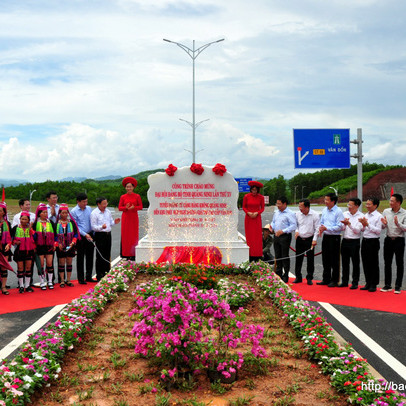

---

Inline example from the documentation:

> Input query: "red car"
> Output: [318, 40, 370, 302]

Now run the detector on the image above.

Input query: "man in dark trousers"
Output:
[71, 193, 95, 284]
[294, 199, 320, 285]
[270, 196, 297, 283]
[90, 197, 120, 281]
[381, 193, 406, 294]
[262, 224, 274, 264]
[317, 193, 344, 287]
[359, 197, 383, 292]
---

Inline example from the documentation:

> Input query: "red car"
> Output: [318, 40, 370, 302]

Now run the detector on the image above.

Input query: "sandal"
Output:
[65, 281, 74, 287]
[1, 289, 10, 295]
[41, 285, 47, 290]
[60, 282, 65, 288]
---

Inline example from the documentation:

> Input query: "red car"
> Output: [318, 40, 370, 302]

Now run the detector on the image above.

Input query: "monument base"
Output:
[135, 233, 249, 265]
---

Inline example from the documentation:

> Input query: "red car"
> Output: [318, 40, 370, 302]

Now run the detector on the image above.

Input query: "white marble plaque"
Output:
[136, 164, 249, 264]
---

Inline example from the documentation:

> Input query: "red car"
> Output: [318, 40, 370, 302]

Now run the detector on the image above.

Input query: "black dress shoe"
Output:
[349, 285, 358, 290]
[86, 279, 97, 283]
[328, 282, 338, 288]
[79, 281, 87, 285]
[19, 287, 24, 294]
[307, 280, 313, 285]
[26, 287, 34, 293]
[316, 281, 329, 285]
[368, 286, 377, 292]
[338, 283, 348, 287]
[292, 279, 302, 284]
[360, 285, 370, 291]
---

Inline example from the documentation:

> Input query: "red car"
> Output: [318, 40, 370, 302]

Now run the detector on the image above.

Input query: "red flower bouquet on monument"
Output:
[212, 163, 227, 176]
[190, 163, 204, 175]
[165, 164, 178, 176]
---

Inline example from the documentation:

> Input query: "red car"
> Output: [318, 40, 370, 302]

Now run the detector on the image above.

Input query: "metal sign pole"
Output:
[350, 128, 363, 205]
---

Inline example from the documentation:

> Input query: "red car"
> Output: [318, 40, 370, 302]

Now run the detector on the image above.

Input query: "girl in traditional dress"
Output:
[118, 176, 143, 260]
[12, 212, 35, 293]
[55, 204, 78, 287]
[243, 181, 265, 262]
[0, 202, 12, 295]
[32, 203, 57, 289]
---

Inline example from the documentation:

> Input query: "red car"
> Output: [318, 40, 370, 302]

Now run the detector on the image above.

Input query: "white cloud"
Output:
[0, 0, 405, 182]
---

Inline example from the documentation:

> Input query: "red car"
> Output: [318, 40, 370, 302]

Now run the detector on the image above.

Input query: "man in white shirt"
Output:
[91, 197, 120, 281]
[12, 198, 35, 227]
[380, 193, 406, 294]
[339, 198, 363, 289]
[359, 197, 383, 292]
[294, 199, 320, 285]
[46, 191, 60, 224]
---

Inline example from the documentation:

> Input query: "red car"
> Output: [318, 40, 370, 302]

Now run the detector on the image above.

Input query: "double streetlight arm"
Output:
[163, 38, 224, 163]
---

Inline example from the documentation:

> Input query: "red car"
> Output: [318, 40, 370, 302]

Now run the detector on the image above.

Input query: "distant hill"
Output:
[130, 169, 164, 180]
[93, 175, 123, 181]
[59, 177, 87, 182]
[0, 179, 29, 187]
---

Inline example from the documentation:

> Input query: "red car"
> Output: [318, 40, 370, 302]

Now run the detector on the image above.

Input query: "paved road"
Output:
[1, 208, 405, 386]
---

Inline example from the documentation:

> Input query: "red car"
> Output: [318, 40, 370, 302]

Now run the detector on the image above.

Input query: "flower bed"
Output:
[1, 261, 404, 406]
[131, 275, 263, 385]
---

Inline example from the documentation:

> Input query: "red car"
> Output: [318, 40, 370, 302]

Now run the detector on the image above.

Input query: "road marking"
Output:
[0, 304, 67, 361]
[111, 256, 122, 267]
[0, 256, 123, 362]
[319, 302, 406, 381]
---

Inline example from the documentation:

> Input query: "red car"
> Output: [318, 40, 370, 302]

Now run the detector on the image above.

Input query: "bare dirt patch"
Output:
[32, 274, 347, 406]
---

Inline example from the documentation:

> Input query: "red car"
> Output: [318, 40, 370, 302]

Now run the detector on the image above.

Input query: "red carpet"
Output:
[1, 278, 405, 315]
[289, 278, 406, 315]
[0, 281, 96, 315]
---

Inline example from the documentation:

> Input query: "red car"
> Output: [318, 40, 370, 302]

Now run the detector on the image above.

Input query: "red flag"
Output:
[391, 187, 394, 196]
[1, 187, 4, 202]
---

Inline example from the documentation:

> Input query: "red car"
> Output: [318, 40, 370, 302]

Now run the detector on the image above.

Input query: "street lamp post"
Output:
[293, 185, 298, 204]
[29, 189, 36, 206]
[301, 185, 306, 199]
[329, 186, 338, 195]
[163, 38, 224, 163]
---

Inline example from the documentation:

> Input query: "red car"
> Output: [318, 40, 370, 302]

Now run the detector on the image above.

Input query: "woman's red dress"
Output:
[243, 193, 265, 257]
[118, 193, 143, 258]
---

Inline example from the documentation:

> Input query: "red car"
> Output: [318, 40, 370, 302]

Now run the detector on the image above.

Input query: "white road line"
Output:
[0, 256, 123, 362]
[111, 256, 122, 267]
[319, 302, 406, 381]
[0, 304, 67, 361]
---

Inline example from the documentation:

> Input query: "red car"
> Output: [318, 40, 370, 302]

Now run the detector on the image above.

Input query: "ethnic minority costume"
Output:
[12, 225, 35, 262]
[33, 203, 57, 289]
[55, 204, 79, 287]
[0, 204, 13, 289]
[0, 219, 12, 261]
[55, 220, 78, 259]
[12, 219, 36, 291]
[33, 220, 56, 255]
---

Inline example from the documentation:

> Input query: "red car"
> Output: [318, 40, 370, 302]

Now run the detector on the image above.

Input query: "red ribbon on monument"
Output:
[156, 246, 222, 265]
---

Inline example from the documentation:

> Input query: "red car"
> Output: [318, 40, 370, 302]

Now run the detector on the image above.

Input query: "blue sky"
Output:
[0, 0, 405, 181]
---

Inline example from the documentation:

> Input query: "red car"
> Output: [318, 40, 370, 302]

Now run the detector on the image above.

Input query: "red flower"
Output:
[212, 163, 227, 176]
[165, 164, 178, 176]
[190, 163, 204, 175]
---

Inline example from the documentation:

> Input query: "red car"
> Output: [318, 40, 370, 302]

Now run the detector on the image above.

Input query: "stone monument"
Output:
[135, 164, 249, 264]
